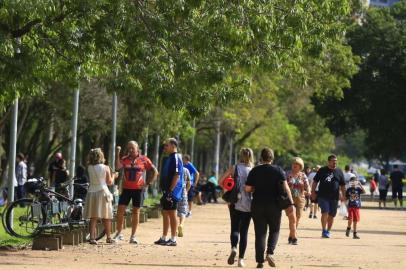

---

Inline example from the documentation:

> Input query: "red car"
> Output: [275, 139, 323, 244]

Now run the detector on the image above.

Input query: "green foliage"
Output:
[313, 1, 406, 160]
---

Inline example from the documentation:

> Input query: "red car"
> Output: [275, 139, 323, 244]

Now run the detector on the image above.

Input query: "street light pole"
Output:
[68, 66, 80, 199]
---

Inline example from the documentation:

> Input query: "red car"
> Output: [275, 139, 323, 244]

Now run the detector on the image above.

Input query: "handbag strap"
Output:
[233, 164, 240, 188]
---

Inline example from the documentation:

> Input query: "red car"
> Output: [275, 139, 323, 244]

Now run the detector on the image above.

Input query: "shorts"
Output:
[160, 194, 178, 211]
[392, 187, 403, 200]
[177, 198, 189, 217]
[318, 198, 338, 217]
[348, 207, 360, 222]
[118, 189, 143, 208]
[293, 196, 305, 219]
[379, 189, 388, 201]
[187, 187, 195, 202]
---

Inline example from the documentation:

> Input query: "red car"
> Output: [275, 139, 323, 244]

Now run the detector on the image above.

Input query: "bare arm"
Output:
[105, 166, 113, 186]
[115, 146, 122, 170]
[311, 181, 318, 200]
[194, 171, 200, 188]
[339, 185, 346, 202]
[145, 165, 158, 186]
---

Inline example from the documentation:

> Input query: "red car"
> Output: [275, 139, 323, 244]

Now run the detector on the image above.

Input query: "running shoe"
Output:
[238, 258, 245, 267]
[177, 225, 184, 237]
[266, 254, 276, 267]
[345, 228, 350, 237]
[166, 239, 177, 246]
[113, 233, 124, 241]
[129, 236, 138, 244]
[154, 238, 168, 245]
[288, 237, 292, 244]
[291, 238, 298, 245]
[228, 247, 237, 265]
[322, 230, 330, 238]
[353, 233, 360, 239]
[186, 211, 192, 218]
[309, 213, 313, 218]
[313, 215, 317, 219]
[256, 263, 264, 268]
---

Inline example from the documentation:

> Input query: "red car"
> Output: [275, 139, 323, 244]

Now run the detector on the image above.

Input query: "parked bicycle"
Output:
[3, 177, 105, 240]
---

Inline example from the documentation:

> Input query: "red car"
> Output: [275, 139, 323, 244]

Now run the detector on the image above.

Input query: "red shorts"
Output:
[348, 207, 360, 222]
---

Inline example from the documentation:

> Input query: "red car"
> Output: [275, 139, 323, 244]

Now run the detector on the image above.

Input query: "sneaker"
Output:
[238, 258, 245, 267]
[129, 236, 138, 244]
[177, 225, 184, 237]
[256, 263, 264, 268]
[154, 238, 168, 245]
[227, 247, 237, 265]
[288, 237, 292, 244]
[266, 254, 276, 267]
[186, 211, 192, 218]
[113, 233, 124, 241]
[345, 228, 350, 237]
[353, 233, 360, 239]
[166, 239, 177, 246]
[309, 213, 313, 218]
[291, 238, 298, 245]
[313, 215, 317, 219]
[322, 230, 330, 238]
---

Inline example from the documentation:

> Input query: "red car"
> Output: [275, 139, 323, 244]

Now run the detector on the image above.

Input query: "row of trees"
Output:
[2, 0, 397, 178]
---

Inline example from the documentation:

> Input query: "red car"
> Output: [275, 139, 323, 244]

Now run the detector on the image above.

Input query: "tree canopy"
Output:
[314, 1, 406, 161]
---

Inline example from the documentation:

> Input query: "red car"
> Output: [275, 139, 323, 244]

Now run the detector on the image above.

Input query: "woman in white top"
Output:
[219, 148, 254, 268]
[84, 148, 115, 244]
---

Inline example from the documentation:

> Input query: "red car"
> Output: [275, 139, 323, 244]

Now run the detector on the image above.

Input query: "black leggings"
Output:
[229, 205, 251, 259]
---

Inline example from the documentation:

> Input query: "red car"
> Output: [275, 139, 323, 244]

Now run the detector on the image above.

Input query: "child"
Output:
[345, 176, 365, 239]
[177, 167, 191, 237]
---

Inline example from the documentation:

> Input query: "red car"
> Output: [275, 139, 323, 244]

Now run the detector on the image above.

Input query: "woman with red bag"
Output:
[219, 148, 254, 268]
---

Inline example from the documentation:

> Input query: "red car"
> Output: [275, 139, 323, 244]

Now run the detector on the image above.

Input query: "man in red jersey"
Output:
[113, 141, 158, 244]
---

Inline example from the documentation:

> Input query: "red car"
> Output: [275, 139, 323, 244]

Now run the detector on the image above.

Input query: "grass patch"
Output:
[143, 194, 161, 207]
[0, 206, 32, 247]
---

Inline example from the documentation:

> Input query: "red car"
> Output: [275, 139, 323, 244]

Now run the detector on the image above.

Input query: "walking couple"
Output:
[220, 147, 294, 268]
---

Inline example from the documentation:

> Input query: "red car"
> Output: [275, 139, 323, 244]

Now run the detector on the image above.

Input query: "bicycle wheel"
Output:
[6, 198, 45, 238]
[1, 203, 11, 235]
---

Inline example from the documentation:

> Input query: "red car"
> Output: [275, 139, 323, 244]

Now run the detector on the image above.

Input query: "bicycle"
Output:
[3, 177, 105, 240]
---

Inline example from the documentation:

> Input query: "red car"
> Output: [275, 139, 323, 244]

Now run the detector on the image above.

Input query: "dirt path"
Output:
[1, 202, 405, 270]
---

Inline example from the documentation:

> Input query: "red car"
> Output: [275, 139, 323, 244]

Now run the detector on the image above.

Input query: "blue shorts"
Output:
[187, 187, 195, 202]
[318, 198, 338, 217]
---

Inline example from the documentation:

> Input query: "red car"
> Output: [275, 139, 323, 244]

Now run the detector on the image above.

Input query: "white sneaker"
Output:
[129, 236, 138, 244]
[238, 258, 245, 267]
[113, 233, 124, 241]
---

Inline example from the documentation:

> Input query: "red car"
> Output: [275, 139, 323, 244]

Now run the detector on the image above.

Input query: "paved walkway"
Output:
[0, 202, 405, 269]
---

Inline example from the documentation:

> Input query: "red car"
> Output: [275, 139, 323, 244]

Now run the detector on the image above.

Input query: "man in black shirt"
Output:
[390, 165, 405, 208]
[311, 154, 346, 238]
[245, 148, 294, 268]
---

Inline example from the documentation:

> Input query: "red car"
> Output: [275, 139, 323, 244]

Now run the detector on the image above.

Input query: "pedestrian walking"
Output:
[307, 165, 320, 219]
[219, 148, 254, 267]
[84, 148, 115, 244]
[345, 176, 365, 239]
[311, 154, 346, 238]
[113, 141, 158, 244]
[378, 169, 390, 209]
[154, 138, 184, 247]
[177, 166, 191, 237]
[245, 148, 294, 268]
[182, 154, 200, 217]
[390, 165, 404, 209]
[286, 157, 310, 245]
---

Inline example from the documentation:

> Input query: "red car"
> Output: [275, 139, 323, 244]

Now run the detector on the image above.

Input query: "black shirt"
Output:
[313, 166, 345, 200]
[246, 164, 286, 204]
[390, 170, 405, 188]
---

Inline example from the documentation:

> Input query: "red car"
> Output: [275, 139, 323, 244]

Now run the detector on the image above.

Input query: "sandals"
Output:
[106, 238, 116, 244]
[89, 239, 98, 245]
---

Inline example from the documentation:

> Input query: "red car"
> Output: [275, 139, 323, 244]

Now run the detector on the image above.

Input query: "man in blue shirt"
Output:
[182, 154, 200, 217]
[155, 138, 183, 247]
